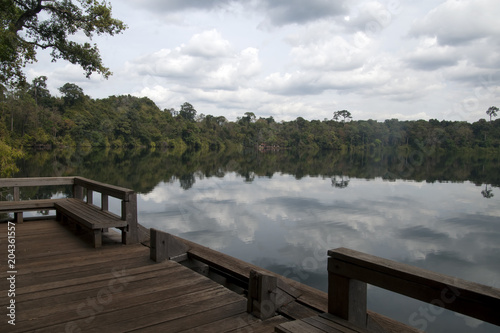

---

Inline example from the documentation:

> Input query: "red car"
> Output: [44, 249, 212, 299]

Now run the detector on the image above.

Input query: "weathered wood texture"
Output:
[150, 228, 189, 262]
[0, 177, 75, 188]
[55, 198, 128, 247]
[328, 247, 500, 326]
[55, 198, 127, 229]
[153, 232, 419, 332]
[0, 199, 60, 211]
[0, 199, 61, 224]
[0, 220, 292, 332]
[169, 232, 328, 314]
[74, 176, 134, 200]
[0, 177, 139, 244]
[248, 270, 278, 320]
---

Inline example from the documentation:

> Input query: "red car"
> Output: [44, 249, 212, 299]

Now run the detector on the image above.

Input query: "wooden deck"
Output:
[2, 220, 496, 332]
[0, 219, 290, 332]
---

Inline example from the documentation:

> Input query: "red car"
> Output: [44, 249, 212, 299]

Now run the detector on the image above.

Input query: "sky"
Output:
[26, 0, 500, 123]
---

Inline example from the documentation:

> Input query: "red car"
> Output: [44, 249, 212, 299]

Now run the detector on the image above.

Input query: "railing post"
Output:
[13, 186, 20, 201]
[122, 193, 138, 244]
[101, 194, 109, 211]
[13, 186, 22, 223]
[87, 189, 93, 205]
[150, 229, 188, 262]
[328, 255, 367, 328]
[247, 270, 278, 320]
[73, 184, 83, 200]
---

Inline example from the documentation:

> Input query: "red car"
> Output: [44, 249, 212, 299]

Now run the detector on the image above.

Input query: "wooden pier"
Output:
[1, 177, 499, 332]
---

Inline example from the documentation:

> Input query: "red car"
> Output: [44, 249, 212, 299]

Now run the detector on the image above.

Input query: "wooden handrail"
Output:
[74, 177, 134, 200]
[0, 177, 75, 188]
[328, 247, 500, 327]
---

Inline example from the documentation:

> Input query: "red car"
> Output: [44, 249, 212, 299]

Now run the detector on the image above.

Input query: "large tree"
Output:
[0, 0, 126, 87]
[333, 110, 352, 123]
[486, 106, 498, 122]
[179, 102, 197, 122]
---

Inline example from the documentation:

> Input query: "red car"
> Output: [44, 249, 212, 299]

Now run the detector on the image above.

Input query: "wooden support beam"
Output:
[14, 211, 23, 224]
[150, 228, 189, 263]
[73, 184, 84, 200]
[87, 189, 93, 205]
[101, 194, 109, 211]
[247, 269, 278, 320]
[122, 193, 138, 244]
[328, 260, 367, 327]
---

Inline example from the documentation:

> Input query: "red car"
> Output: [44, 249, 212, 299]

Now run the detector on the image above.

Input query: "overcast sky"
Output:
[27, 0, 500, 122]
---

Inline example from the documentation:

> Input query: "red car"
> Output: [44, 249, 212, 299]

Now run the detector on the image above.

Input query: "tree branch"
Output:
[12, 0, 44, 33]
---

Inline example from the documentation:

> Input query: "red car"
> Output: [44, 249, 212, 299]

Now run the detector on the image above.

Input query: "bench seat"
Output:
[0, 199, 62, 223]
[54, 198, 127, 247]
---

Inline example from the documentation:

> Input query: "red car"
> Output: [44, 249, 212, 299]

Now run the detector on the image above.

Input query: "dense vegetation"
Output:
[1, 78, 500, 176]
[12, 147, 500, 195]
[3, 78, 500, 149]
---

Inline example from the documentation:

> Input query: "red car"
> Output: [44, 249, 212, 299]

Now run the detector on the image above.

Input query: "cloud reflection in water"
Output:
[138, 173, 499, 332]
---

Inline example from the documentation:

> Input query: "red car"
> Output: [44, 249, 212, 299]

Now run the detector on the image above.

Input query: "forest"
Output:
[1, 77, 500, 177]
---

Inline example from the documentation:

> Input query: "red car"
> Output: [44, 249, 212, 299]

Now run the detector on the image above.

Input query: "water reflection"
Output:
[482, 184, 495, 199]
[138, 175, 500, 333]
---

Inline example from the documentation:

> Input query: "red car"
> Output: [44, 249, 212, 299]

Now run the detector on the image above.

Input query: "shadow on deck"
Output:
[1, 219, 289, 332]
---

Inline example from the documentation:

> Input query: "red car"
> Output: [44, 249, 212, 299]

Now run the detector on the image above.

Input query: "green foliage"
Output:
[1, 79, 500, 156]
[0, 139, 23, 177]
[0, 0, 126, 87]
[179, 102, 197, 121]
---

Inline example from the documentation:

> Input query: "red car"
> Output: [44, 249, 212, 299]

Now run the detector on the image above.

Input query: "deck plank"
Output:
[0, 219, 286, 333]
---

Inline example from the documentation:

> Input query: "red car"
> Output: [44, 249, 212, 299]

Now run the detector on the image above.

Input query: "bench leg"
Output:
[121, 228, 127, 245]
[14, 212, 23, 224]
[93, 229, 102, 248]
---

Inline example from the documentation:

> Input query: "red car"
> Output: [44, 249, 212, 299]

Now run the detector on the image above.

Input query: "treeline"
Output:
[2, 77, 500, 154]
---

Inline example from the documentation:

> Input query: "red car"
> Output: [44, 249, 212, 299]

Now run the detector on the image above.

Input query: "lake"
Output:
[10, 147, 500, 332]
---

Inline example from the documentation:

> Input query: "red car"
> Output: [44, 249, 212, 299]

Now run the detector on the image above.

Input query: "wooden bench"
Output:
[0, 199, 62, 223]
[55, 198, 128, 247]
[0, 176, 139, 247]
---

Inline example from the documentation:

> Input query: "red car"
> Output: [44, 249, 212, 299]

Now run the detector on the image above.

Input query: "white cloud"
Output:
[405, 37, 460, 71]
[24, 0, 500, 122]
[184, 30, 232, 58]
[409, 0, 500, 46]
[132, 30, 261, 93]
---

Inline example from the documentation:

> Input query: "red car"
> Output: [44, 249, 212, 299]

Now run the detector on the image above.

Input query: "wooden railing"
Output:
[328, 247, 500, 328]
[0, 176, 75, 202]
[0, 177, 138, 243]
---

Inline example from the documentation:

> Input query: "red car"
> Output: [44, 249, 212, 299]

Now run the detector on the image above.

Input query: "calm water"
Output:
[10, 148, 500, 332]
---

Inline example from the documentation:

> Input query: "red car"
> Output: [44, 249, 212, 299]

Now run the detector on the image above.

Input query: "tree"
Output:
[179, 102, 197, 121]
[0, 0, 126, 87]
[29, 76, 51, 106]
[486, 106, 498, 122]
[240, 112, 256, 124]
[59, 83, 84, 106]
[333, 110, 352, 123]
